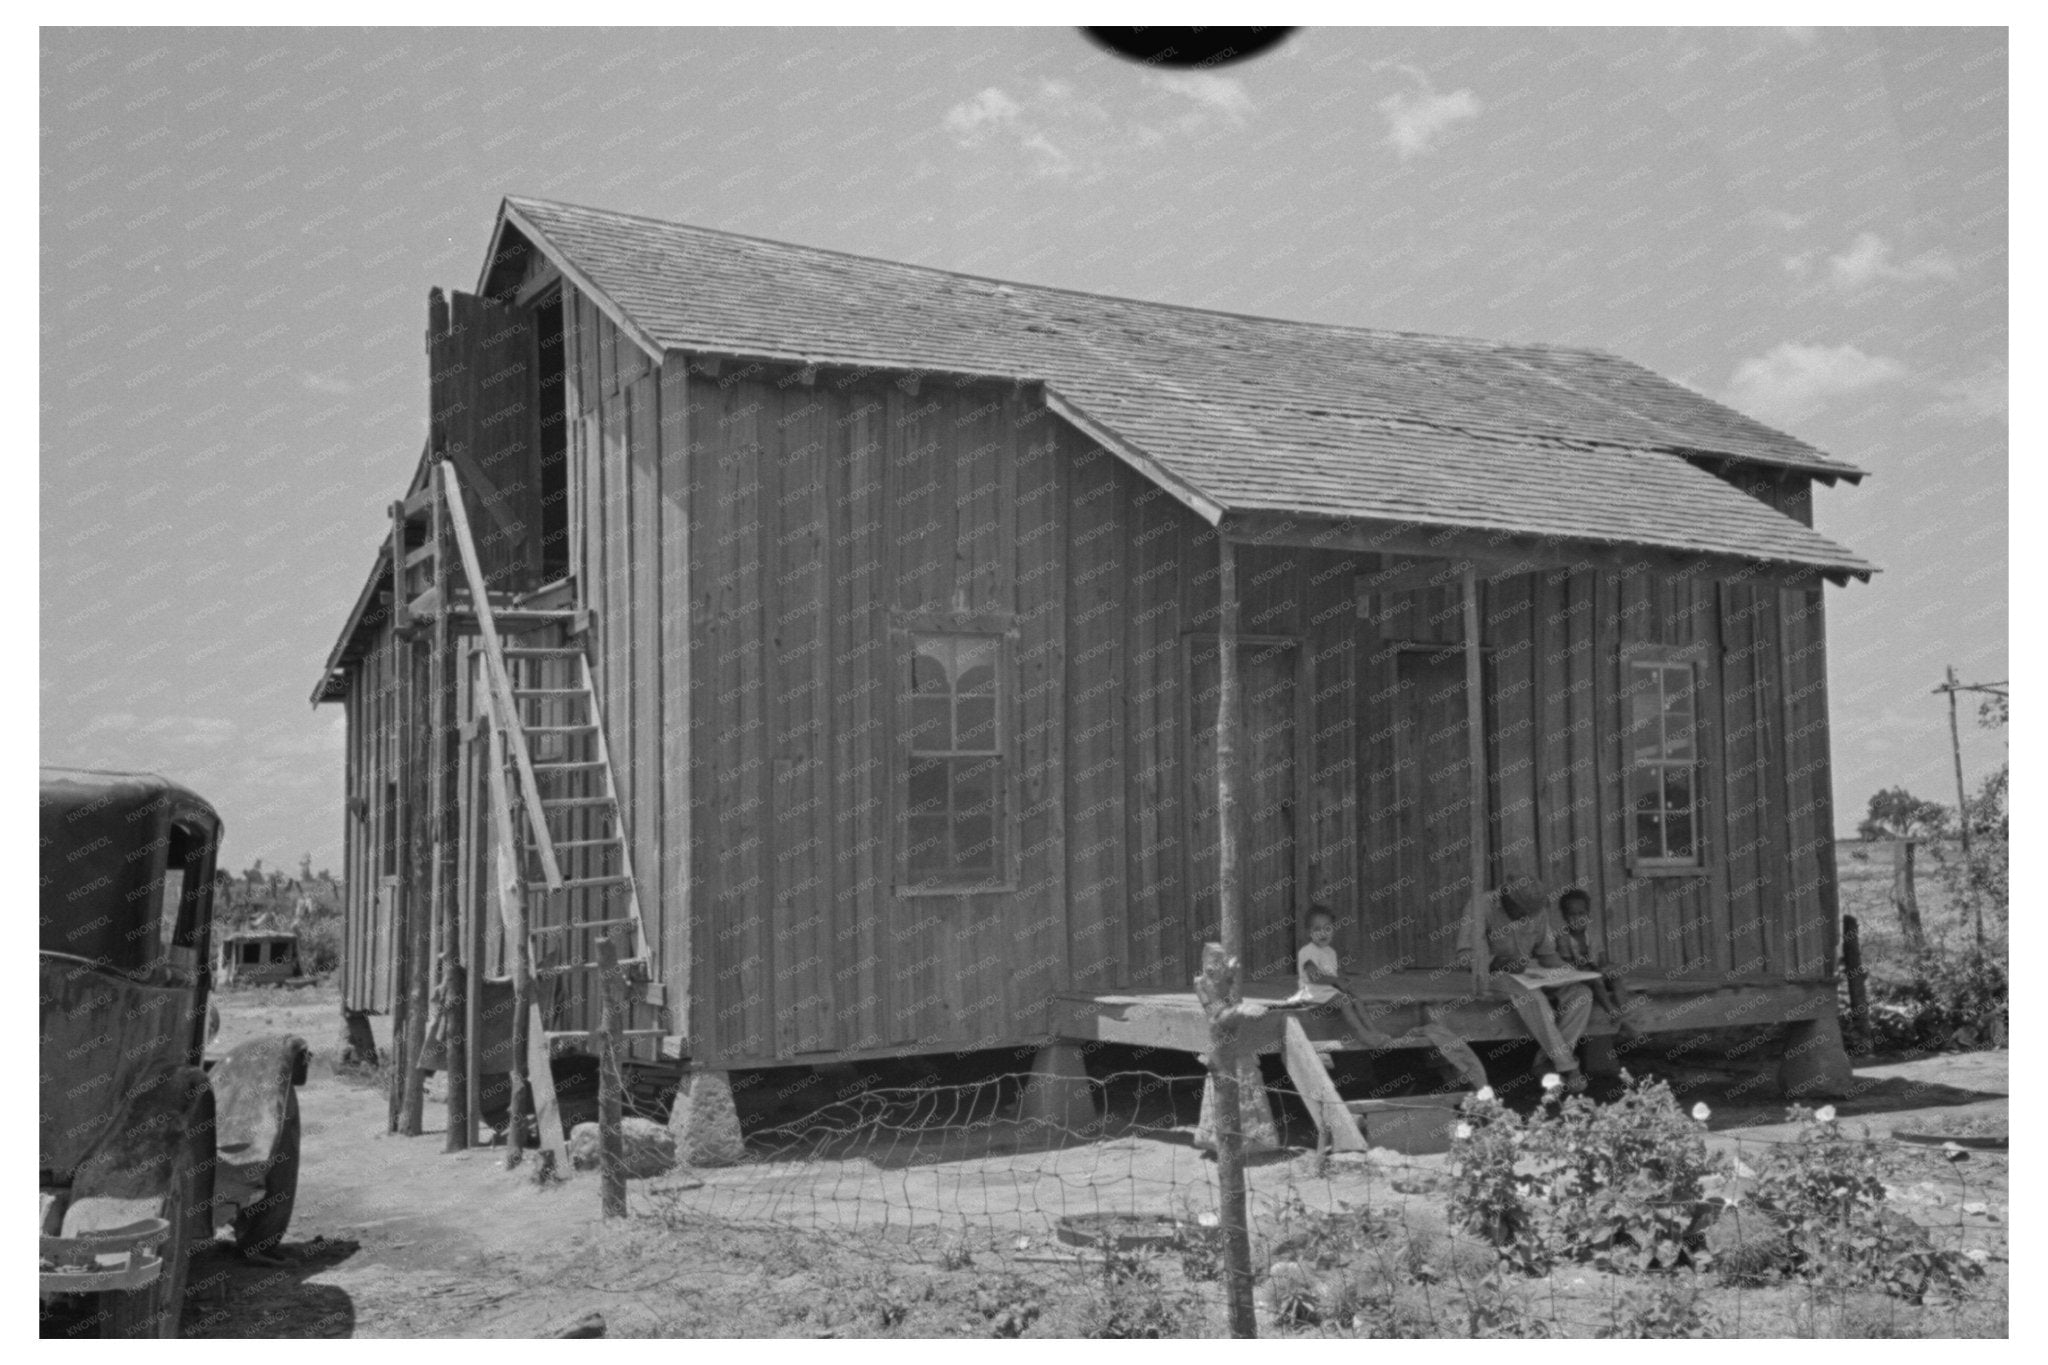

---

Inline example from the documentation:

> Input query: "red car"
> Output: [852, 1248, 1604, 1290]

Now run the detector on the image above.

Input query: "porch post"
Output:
[1463, 566, 1491, 991]
[1218, 541, 1243, 978]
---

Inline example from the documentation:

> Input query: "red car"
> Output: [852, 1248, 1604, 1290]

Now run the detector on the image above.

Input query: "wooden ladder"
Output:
[494, 646, 661, 1048]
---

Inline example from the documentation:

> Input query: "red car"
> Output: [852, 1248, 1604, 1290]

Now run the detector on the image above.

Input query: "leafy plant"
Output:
[1068, 1248, 1198, 1339]
[1446, 1077, 1730, 1274]
[1597, 1281, 1716, 1337]
[965, 1273, 1042, 1337]
[1736, 1106, 1985, 1303]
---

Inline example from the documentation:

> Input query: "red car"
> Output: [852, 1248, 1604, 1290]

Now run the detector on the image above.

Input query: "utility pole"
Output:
[1930, 668, 2008, 949]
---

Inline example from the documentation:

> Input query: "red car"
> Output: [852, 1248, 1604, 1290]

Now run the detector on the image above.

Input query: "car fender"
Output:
[58, 1065, 214, 1237]
[208, 1036, 307, 1219]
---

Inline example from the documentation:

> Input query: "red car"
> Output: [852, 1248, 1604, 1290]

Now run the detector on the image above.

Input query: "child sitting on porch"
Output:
[1297, 904, 1489, 1092]
[1555, 887, 1641, 1042]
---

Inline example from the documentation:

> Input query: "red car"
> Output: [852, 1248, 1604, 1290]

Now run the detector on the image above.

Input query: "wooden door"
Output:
[1188, 638, 1299, 982]
[429, 289, 544, 591]
[1391, 649, 1482, 967]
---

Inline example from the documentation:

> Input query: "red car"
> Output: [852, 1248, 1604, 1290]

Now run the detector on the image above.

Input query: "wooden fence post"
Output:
[1841, 913, 1869, 1041]
[1196, 944, 1261, 1339]
[435, 470, 469, 1153]
[1892, 839, 1925, 956]
[595, 932, 629, 1219]
[486, 711, 533, 1168]
[1207, 535, 1257, 1339]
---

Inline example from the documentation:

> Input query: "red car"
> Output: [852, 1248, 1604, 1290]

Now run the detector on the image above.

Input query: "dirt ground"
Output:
[183, 982, 2010, 1338]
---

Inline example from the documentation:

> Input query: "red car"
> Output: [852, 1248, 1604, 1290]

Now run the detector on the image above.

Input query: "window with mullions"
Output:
[1627, 659, 1701, 867]
[905, 633, 1005, 886]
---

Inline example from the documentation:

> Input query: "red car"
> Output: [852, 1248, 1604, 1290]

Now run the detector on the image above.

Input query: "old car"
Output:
[39, 769, 307, 1337]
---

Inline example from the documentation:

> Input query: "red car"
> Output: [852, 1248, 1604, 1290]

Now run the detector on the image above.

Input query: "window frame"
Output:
[1621, 645, 1710, 877]
[893, 613, 1019, 896]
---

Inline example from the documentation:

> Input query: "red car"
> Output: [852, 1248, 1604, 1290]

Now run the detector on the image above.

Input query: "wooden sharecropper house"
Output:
[314, 197, 1874, 1138]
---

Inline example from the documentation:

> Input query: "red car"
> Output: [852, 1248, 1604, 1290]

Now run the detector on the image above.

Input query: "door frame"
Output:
[1178, 631, 1309, 981]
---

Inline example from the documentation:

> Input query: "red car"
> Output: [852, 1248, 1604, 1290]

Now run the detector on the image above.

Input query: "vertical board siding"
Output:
[1122, 482, 1185, 988]
[828, 390, 885, 1051]
[1012, 403, 1067, 1028]
[1781, 586, 1835, 978]
[657, 359, 693, 1043]
[1064, 442, 1125, 991]
[768, 383, 834, 1053]
[1302, 552, 1359, 968]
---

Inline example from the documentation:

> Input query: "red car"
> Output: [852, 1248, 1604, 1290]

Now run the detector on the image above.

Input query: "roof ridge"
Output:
[503, 194, 1623, 358]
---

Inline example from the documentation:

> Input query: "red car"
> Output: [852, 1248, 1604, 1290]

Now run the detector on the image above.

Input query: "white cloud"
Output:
[1827, 232, 1959, 291]
[1376, 66, 1481, 161]
[1727, 342, 1909, 422]
[943, 74, 1249, 183]
[1145, 71, 1254, 125]
[942, 87, 1022, 143]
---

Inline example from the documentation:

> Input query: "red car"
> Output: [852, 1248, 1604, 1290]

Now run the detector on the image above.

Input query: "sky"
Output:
[39, 26, 2008, 874]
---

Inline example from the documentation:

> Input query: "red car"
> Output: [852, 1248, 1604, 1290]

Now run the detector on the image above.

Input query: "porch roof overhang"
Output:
[1218, 508, 1873, 589]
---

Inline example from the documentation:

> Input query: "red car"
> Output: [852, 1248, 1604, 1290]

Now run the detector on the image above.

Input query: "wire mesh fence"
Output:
[592, 1067, 2008, 1338]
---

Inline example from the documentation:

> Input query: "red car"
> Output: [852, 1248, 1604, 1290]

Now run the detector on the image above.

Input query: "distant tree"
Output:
[1856, 787, 1951, 842]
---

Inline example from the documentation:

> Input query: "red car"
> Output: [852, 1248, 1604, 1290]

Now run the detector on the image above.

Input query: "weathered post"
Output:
[436, 464, 469, 1153]
[487, 710, 533, 1169]
[386, 503, 412, 1136]
[1940, 665, 1983, 947]
[1208, 536, 1257, 1339]
[399, 642, 433, 1136]
[1841, 913, 1869, 1041]
[1891, 839, 1925, 956]
[595, 931, 630, 1219]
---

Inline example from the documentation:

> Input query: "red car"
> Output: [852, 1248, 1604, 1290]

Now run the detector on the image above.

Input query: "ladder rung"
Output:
[404, 542, 438, 569]
[501, 648, 584, 657]
[530, 874, 633, 890]
[540, 796, 616, 809]
[532, 760, 606, 771]
[529, 917, 637, 935]
[401, 486, 435, 518]
[522, 724, 595, 733]
[512, 687, 588, 696]
[531, 837, 617, 851]
[544, 1029, 669, 1042]
[536, 956, 649, 976]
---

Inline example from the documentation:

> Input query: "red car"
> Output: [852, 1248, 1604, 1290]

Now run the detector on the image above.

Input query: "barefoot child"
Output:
[1297, 904, 1489, 1091]
[1555, 887, 1640, 1041]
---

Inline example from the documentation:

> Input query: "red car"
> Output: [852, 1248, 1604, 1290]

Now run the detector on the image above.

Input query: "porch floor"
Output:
[1049, 970, 1832, 1057]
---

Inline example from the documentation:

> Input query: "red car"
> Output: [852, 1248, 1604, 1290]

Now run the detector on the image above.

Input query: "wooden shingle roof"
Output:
[498, 196, 1872, 580]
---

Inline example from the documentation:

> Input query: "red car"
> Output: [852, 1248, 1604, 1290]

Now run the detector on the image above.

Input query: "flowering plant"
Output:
[1447, 1075, 1730, 1274]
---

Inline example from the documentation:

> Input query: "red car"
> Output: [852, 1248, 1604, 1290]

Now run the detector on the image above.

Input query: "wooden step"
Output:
[410, 585, 576, 626]
[512, 687, 589, 697]
[539, 796, 616, 809]
[528, 837, 618, 852]
[532, 759, 606, 772]
[404, 542, 438, 570]
[535, 956, 650, 977]
[544, 1028, 669, 1043]
[501, 647, 585, 658]
[522, 724, 596, 734]
[401, 486, 435, 518]
[528, 917, 637, 936]
[528, 874, 634, 891]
